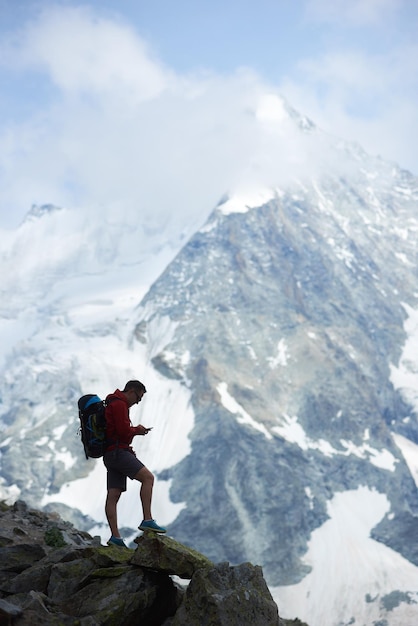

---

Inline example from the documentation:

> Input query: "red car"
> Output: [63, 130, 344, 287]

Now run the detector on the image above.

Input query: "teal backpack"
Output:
[77, 395, 115, 459]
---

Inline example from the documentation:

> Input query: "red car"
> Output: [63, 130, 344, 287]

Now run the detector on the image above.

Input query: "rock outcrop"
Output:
[0, 501, 308, 625]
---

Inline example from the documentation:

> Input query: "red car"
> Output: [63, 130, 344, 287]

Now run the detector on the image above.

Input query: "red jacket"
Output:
[105, 389, 140, 451]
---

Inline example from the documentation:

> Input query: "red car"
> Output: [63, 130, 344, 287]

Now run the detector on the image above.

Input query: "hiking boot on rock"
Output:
[138, 519, 166, 533]
[107, 536, 129, 548]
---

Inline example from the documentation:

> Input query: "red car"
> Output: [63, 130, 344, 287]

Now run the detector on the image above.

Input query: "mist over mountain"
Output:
[1, 100, 418, 626]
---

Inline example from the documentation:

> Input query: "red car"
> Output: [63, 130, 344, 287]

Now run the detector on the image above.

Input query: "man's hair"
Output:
[123, 380, 147, 394]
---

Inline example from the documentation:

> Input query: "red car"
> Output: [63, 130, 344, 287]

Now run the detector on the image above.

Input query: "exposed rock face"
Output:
[0, 501, 305, 626]
[171, 561, 280, 626]
[132, 163, 418, 590]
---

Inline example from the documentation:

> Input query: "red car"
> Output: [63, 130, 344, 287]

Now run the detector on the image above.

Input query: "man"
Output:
[103, 379, 166, 547]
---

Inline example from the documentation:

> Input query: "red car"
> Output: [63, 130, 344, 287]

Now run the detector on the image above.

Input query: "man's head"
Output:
[123, 380, 147, 407]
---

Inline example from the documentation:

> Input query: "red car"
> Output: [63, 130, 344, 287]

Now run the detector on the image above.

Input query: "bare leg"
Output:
[105, 488, 122, 537]
[133, 466, 154, 520]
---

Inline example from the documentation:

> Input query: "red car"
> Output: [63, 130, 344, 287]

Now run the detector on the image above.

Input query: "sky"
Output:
[0, 0, 417, 230]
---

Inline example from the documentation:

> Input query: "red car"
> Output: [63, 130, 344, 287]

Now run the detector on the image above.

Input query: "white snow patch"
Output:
[267, 338, 288, 368]
[394, 252, 412, 265]
[53, 449, 77, 471]
[390, 303, 418, 415]
[35, 436, 49, 447]
[272, 414, 336, 456]
[52, 425, 67, 440]
[305, 487, 314, 510]
[0, 314, 39, 369]
[392, 433, 418, 487]
[0, 478, 21, 504]
[256, 93, 288, 124]
[217, 382, 272, 440]
[218, 189, 275, 215]
[199, 217, 218, 234]
[272, 414, 312, 450]
[393, 185, 413, 196]
[139, 314, 179, 361]
[180, 351, 190, 366]
[340, 439, 397, 471]
[272, 487, 418, 626]
[273, 415, 398, 469]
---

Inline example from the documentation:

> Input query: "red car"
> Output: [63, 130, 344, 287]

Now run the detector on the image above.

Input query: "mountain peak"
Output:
[214, 189, 276, 216]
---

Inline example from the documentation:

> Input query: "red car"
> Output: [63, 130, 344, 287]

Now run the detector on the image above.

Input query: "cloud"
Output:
[0, 3, 417, 232]
[305, 0, 405, 26]
[0, 6, 249, 228]
[0, 5, 339, 232]
[279, 41, 418, 168]
[289, 43, 418, 112]
[1, 5, 169, 102]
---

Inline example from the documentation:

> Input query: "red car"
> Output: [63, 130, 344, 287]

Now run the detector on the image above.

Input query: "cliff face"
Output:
[134, 163, 418, 579]
[0, 500, 306, 626]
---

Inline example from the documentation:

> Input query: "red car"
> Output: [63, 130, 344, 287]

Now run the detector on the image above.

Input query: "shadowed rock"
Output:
[0, 501, 301, 625]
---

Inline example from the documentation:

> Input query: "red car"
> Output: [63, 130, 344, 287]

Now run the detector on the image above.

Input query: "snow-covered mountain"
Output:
[1, 100, 418, 626]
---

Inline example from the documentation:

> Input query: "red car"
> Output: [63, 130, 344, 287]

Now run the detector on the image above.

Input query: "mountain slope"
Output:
[130, 150, 418, 624]
[1, 105, 418, 625]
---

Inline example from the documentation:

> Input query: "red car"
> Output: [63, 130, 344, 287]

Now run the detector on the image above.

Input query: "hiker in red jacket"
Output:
[103, 379, 166, 547]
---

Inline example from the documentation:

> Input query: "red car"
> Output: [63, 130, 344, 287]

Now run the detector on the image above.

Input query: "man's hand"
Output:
[135, 425, 153, 436]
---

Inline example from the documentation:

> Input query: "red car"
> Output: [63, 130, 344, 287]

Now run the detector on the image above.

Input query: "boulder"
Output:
[0, 544, 46, 575]
[131, 531, 213, 578]
[0, 598, 23, 620]
[58, 566, 179, 625]
[171, 561, 279, 625]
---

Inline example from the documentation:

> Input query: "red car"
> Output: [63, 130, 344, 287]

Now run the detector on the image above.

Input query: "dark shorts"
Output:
[103, 448, 145, 492]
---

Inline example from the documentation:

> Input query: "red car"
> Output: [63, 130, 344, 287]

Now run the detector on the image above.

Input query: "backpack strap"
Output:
[105, 395, 118, 407]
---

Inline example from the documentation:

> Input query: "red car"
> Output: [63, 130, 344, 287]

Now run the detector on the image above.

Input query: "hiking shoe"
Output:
[138, 519, 167, 533]
[107, 536, 128, 548]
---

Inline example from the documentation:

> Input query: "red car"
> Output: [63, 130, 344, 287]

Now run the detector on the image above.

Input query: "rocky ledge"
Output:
[0, 500, 308, 625]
